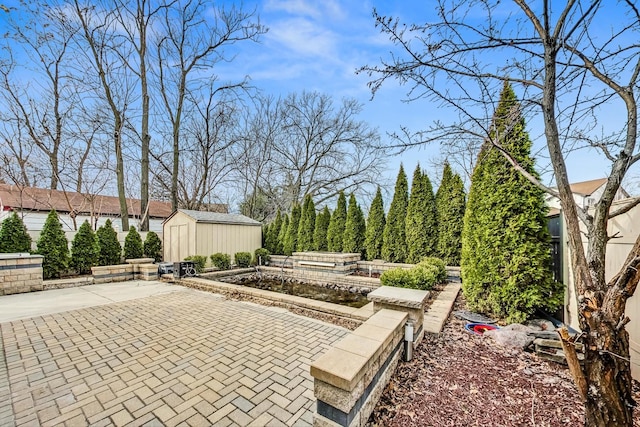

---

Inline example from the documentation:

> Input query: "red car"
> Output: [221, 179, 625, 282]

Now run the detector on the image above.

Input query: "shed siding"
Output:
[195, 223, 261, 261]
[163, 212, 193, 262]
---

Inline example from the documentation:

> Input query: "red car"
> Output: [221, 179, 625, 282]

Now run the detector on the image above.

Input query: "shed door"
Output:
[170, 224, 188, 262]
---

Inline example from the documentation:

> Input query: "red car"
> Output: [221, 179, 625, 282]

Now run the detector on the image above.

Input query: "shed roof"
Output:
[174, 209, 261, 226]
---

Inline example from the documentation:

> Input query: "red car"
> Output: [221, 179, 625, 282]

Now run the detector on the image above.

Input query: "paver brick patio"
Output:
[0, 288, 348, 426]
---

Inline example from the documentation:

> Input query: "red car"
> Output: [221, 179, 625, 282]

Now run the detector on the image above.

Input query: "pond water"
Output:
[216, 274, 370, 308]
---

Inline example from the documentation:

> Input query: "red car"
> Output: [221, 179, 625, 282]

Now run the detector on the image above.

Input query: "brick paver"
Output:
[0, 288, 348, 426]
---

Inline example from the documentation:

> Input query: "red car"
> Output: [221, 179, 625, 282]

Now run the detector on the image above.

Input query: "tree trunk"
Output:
[583, 322, 634, 425]
[115, 116, 129, 231]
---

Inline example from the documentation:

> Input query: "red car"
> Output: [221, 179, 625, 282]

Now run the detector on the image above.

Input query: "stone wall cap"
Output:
[0, 253, 43, 260]
[310, 347, 368, 391]
[125, 258, 155, 264]
[367, 286, 429, 308]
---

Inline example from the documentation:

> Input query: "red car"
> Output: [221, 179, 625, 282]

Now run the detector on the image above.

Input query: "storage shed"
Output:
[163, 209, 262, 263]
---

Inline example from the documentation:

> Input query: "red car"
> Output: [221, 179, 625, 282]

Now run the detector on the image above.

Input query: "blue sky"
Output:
[213, 0, 636, 191]
[1, 0, 634, 195]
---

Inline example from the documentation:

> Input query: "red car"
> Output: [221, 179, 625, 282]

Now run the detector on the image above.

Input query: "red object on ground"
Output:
[465, 323, 499, 335]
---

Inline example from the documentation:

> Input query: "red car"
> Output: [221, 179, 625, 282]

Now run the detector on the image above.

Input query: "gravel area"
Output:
[367, 297, 640, 427]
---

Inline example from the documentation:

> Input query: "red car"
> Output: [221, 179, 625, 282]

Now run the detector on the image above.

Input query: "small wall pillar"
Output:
[126, 258, 155, 279]
[367, 287, 430, 345]
[0, 253, 44, 295]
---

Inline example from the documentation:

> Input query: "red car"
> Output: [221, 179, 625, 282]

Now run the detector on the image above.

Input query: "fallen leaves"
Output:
[366, 296, 640, 427]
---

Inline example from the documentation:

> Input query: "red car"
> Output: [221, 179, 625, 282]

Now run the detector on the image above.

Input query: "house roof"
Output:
[0, 184, 227, 218]
[568, 178, 608, 196]
[174, 209, 261, 226]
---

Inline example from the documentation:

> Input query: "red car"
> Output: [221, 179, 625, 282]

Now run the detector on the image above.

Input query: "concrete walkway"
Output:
[423, 282, 462, 334]
[0, 282, 348, 426]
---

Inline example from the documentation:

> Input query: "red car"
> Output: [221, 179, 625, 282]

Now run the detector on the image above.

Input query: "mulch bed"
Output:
[367, 296, 640, 426]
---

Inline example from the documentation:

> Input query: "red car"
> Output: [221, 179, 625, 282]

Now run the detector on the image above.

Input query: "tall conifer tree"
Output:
[71, 220, 99, 274]
[436, 163, 466, 266]
[266, 210, 283, 253]
[284, 204, 301, 255]
[365, 187, 386, 260]
[327, 191, 347, 252]
[343, 194, 366, 256]
[36, 210, 69, 279]
[406, 165, 438, 263]
[382, 165, 409, 262]
[461, 83, 562, 322]
[277, 214, 289, 255]
[314, 206, 331, 251]
[297, 195, 316, 251]
[97, 219, 122, 265]
[0, 211, 32, 253]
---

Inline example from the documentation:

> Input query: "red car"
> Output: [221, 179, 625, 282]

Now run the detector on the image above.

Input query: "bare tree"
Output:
[72, 0, 134, 230]
[0, 1, 79, 190]
[359, 1, 640, 424]
[233, 91, 385, 219]
[155, 0, 265, 212]
[152, 84, 240, 210]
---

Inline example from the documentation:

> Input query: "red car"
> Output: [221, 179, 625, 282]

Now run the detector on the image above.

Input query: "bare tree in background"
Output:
[73, 0, 133, 230]
[152, 84, 240, 210]
[235, 91, 385, 220]
[155, 0, 265, 212]
[0, 1, 79, 190]
[359, 1, 640, 424]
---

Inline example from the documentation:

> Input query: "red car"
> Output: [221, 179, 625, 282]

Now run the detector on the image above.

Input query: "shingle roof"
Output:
[177, 209, 261, 226]
[0, 184, 227, 218]
[568, 178, 607, 196]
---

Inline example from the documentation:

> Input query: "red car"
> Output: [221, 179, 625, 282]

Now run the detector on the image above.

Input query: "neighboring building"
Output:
[0, 183, 227, 236]
[546, 178, 629, 210]
[163, 209, 262, 264]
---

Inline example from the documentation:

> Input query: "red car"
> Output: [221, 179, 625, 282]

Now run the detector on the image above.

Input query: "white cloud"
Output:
[266, 17, 338, 59]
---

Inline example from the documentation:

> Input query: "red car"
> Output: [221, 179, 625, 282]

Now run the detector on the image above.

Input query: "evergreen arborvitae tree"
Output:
[406, 165, 438, 263]
[143, 231, 163, 262]
[0, 211, 32, 253]
[436, 163, 466, 266]
[283, 204, 301, 255]
[36, 210, 69, 279]
[365, 187, 386, 260]
[277, 214, 289, 255]
[461, 83, 562, 323]
[343, 194, 366, 256]
[97, 219, 122, 265]
[313, 206, 331, 251]
[70, 220, 99, 274]
[266, 210, 283, 253]
[327, 191, 347, 252]
[123, 226, 144, 259]
[297, 195, 316, 251]
[382, 165, 409, 262]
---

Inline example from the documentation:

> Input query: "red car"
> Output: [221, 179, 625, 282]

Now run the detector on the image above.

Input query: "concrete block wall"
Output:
[0, 254, 43, 295]
[91, 264, 134, 284]
[310, 309, 408, 427]
[125, 258, 155, 279]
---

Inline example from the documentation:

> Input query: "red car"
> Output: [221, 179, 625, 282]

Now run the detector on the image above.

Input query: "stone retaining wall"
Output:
[43, 277, 93, 290]
[310, 309, 408, 427]
[259, 267, 379, 292]
[0, 253, 43, 295]
[91, 264, 134, 284]
[126, 258, 155, 279]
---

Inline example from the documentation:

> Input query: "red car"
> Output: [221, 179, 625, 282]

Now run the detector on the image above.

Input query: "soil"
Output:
[367, 296, 640, 427]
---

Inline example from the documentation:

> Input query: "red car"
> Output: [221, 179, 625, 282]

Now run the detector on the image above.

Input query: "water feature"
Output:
[215, 273, 370, 308]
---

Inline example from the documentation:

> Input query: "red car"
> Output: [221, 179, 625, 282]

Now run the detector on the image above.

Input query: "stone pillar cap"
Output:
[367, 286, 429, 309]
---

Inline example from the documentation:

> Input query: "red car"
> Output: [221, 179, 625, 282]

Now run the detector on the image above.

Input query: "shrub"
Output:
[380, 268, 418, 289]
[184, 255, 207, 273]
[70, 220, 99, 274]
[381, 257, 447, 291]
[0, 211, 32, 253]
[143, 231, 162, 262]
[36, 210, 69, 279]
[211, 253, 231, 270]
[418, 257, 447, 283]
[234, 252, 252, 268]
[97, 219, 122, 265]
[123, 226, 143, 260]
[253, 248, 271, 265]
[382, 165, 409, 262]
